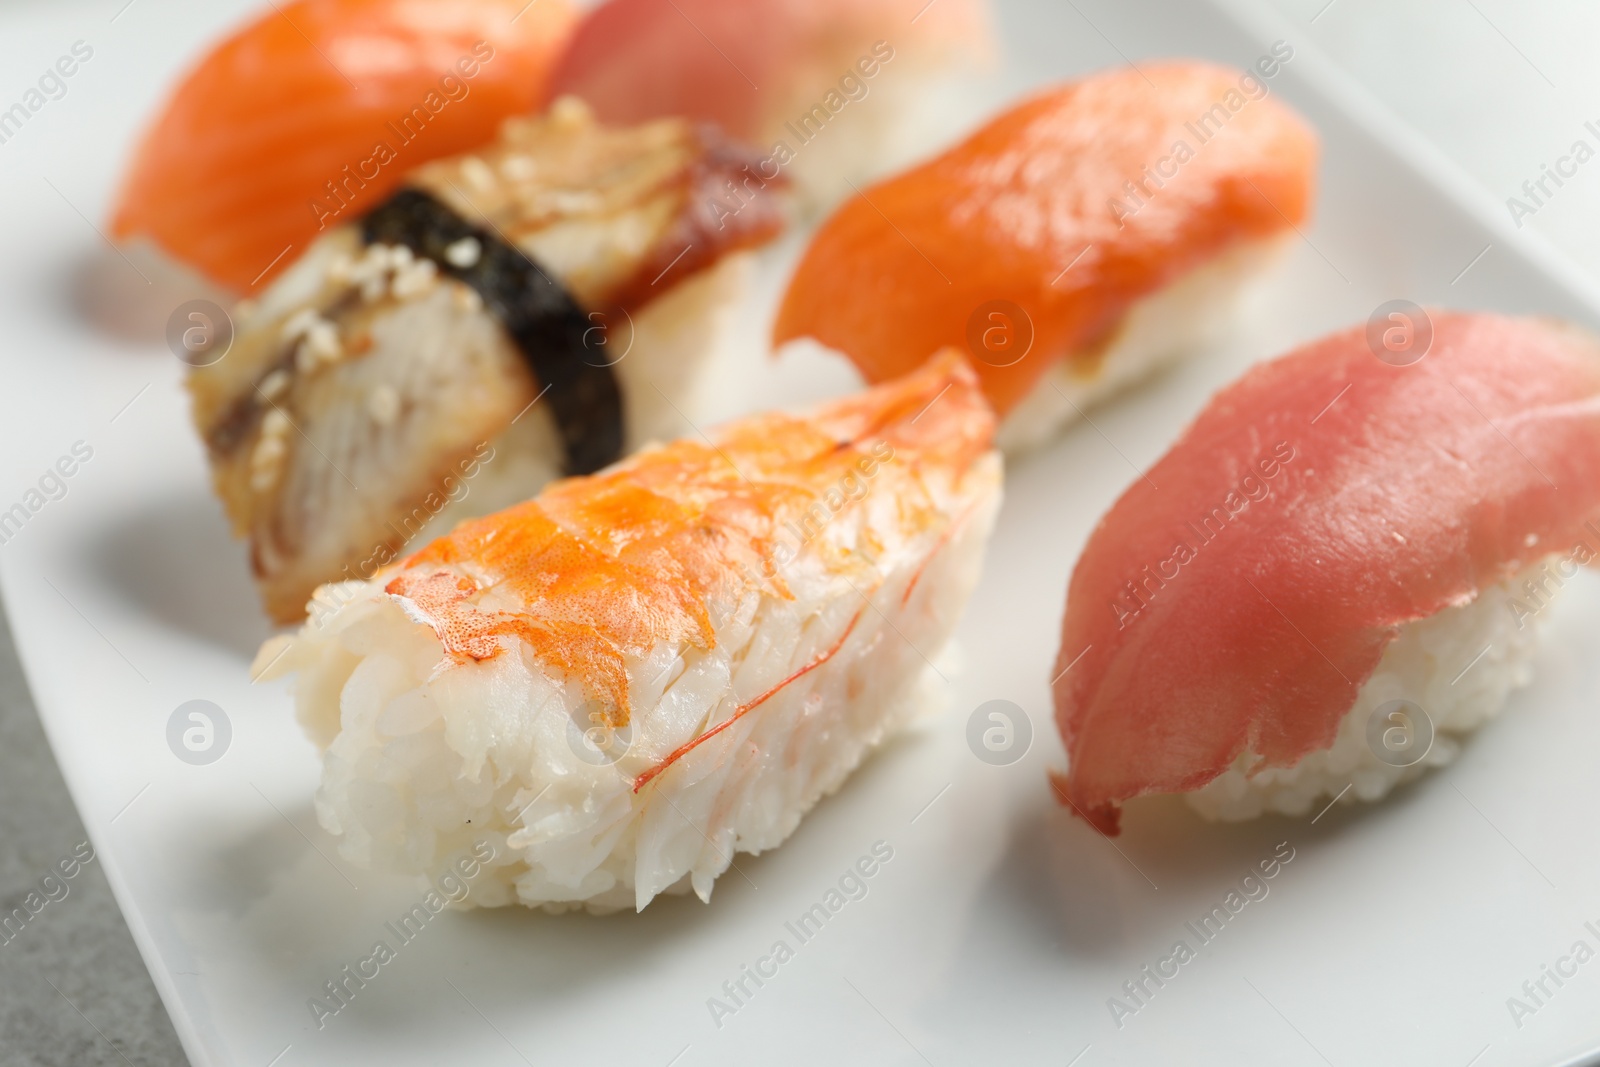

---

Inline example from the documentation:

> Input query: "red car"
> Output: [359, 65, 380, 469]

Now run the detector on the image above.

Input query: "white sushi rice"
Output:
[405, 253, 755, 545]
[1185, 558, 1559, 821]
[733, 1, 996, 214]
[997, 236, 1290, 455]
[779, 60, 996, 213]
[264, 451, 1002, 913]
[614, 253, 754, 452]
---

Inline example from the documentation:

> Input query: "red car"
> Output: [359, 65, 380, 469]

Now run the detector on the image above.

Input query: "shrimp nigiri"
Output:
[112, 0, 578, 292]
[775, 58, 1318, 452]
[256, 352, 1002, 911]
[1052, 313, 1600, 833]
[548, 0, 995, 206]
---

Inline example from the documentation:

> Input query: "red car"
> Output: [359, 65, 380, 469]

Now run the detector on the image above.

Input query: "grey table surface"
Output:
[4, 0, 1599, 1064]
[0, 587, 187, 1067]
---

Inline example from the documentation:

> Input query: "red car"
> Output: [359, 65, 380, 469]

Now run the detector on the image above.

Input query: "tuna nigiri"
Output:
[548, 0, 995, 207]
[112, 0, 578, 293]
[255, 352, 1001, 912]
[775, 58, 1318, 453]
[1051, 313, 1600, 833]
[190, 98, 786, 623]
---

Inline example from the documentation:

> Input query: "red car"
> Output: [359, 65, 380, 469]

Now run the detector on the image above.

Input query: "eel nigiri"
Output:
[255, 352, 1002, 912]
[1052, 313, 1600, 833]
[548, 0, 995, 207]
[112, 0, 578, 292]
[189, 98, 787, 623]
[775, 59, 1318, 452]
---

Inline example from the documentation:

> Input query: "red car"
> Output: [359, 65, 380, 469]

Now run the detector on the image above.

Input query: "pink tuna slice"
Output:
[547, 0, 989, 142]
[1051, 312, 1600, 834]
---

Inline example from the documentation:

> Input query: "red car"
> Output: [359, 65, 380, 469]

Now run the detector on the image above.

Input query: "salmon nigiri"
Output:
[112, 0, 578, 293]
[1052, 313, 1600, 834]
[775, 58, 1318, 452]
[548, 0, 995, 206]
[256, 352, 1001, 911]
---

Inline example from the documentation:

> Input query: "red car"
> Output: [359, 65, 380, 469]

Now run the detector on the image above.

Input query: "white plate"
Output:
[3, 1, 1600, 1064]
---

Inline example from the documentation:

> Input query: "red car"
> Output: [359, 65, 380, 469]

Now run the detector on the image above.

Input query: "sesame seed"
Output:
[304, 321, 342, 363]
[248, 433, 286, 491]
[252, 434, 286, 464]
[258, 369, 290, 400]
[391, 259, 438, 300]
[327, 253, 354, 284]
[549, 95, 592, 130]
[452, 284, 484, 314]
[261, 408, 292, 438]
[444, 236, 482, 268]
[544, 190, 604, 214]
[462, 156, 496, 192]
[281, 307, 319, 343]
[367, 384, 401, 426]
[500, 155, 537, 182]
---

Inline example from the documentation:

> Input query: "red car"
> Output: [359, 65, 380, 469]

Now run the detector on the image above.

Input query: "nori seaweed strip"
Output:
[361, 188, 623, 476]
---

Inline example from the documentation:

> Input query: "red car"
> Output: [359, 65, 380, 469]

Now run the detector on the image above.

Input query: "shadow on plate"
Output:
[82, 484, 273, 659]
[162, 722, 938, 1044]
[938, 770, 1440, 978]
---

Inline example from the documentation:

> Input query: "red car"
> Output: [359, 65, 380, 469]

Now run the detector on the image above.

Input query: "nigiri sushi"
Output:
[112, 0, 578, 292]
[774, 59, 1318, 453]
[548, 0, 995, 207]
[255, 352, 1002, 912]
[190, 98, 787, 623]
[1051, 313, 1600, 833]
